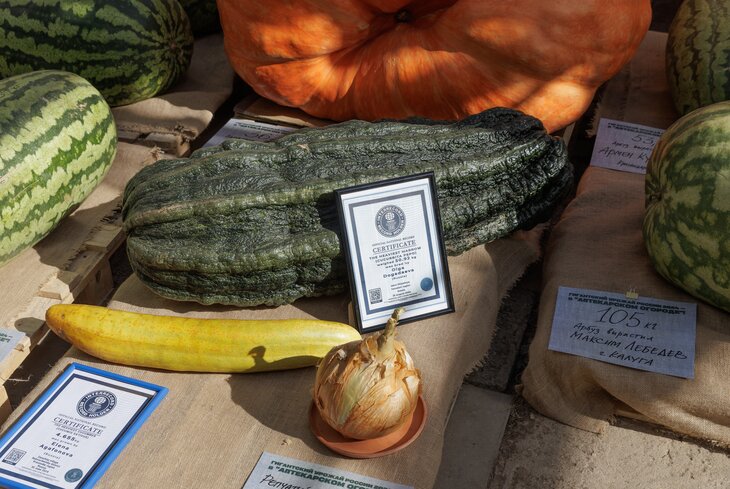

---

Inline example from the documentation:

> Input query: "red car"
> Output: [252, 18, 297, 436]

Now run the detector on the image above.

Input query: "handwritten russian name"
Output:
[549, 287, 696, 378]
[590, 118, 664, 174]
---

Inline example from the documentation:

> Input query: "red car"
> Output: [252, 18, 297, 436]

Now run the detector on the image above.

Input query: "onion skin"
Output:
[313, 308, 421, 440]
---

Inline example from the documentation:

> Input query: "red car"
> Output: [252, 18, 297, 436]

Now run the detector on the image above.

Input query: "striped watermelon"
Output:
[0, 0, 194, 107]
[0, 70, 117, 265]
[666, 0, 730, 115]
[179, 0, 221, 37]
[643, 101, 730, 313]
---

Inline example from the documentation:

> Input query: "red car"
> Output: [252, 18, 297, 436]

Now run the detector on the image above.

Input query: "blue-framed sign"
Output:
[0, 363, 167, 489]
[336, 173, 454, 332]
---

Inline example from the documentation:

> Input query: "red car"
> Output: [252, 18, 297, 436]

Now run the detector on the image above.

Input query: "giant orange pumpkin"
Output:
[218, 0, 651, 132]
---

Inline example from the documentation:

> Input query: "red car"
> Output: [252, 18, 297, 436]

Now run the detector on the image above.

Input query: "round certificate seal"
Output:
[77, 391, 117, 418]
[65, 468, 84, 482]
[375, 205, 406, 237]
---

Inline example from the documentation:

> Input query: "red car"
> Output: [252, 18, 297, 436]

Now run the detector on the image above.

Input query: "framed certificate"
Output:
[336, 173, 454, 332]
[0, 363, 167, 489]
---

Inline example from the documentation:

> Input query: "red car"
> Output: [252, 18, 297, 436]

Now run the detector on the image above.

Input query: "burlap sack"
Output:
[111, 34, 234, 142]
[3, 231, 542, 488]
[520, 167, 730, 445]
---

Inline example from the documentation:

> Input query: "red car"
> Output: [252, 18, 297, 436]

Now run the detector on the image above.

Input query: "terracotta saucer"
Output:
[309, 396, 427, 459]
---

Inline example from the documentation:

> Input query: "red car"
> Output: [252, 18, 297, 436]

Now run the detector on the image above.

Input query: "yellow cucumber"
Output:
[46, 304, 361, 373]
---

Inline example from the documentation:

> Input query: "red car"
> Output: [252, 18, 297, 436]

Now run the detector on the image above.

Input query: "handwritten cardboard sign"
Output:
[549, 287, 696, 378]
[204, 119, 296, 148]
[590, 118, 664, 174]
[242, 452, 413, 489]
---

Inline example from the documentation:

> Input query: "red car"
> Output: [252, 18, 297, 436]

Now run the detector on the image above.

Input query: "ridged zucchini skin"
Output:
[123, 108, 572, 306]
[0, 0, 194, 106]
[666, 0, 730, 115]
[0, 70, 117, 265]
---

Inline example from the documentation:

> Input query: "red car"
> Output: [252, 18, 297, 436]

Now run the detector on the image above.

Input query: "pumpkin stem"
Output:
[395, 9, 411, 23]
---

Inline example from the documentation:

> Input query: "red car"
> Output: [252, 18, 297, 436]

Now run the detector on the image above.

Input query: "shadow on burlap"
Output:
[112, 34, 234, 142]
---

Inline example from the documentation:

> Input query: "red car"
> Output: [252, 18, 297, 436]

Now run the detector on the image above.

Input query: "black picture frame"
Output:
[335, 172, 455, 333]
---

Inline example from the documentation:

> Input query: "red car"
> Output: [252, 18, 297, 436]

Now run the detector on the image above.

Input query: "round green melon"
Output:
[666, 0, 730, 115]
[0, 70, 117, 265]
[643, 101, 730, 312]
[0, 0, 194, 106]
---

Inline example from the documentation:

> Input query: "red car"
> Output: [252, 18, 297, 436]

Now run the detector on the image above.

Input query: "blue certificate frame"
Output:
[0, 363, 167, 489]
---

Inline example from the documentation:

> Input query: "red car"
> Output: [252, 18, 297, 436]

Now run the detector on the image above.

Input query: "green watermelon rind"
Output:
[665, 0, 730, 115]
[643, 101, 730, 313]
[0, 0, 194, 106]
[0, 70, 118, 265]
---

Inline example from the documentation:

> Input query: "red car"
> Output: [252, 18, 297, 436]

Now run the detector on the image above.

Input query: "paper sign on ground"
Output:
[242, 452, 413, 489]
[549, 287, 696, 378]
[0, 330, 24, 364]
[590, 118, 664, 174]
[203, 119, 296, 147]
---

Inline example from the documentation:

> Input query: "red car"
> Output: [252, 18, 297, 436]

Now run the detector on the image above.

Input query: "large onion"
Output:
[313, 308, 421, 440]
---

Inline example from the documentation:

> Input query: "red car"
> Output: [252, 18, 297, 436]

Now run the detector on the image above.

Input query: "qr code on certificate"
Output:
[368, 288, 382, 304]
[2, 448, 26, 465]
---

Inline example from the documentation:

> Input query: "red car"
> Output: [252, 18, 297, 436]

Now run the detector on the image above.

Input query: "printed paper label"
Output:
[549, 287, 696, 378]
[590, 118, 664, 174]
[0, 330, 24, 365]
[204, 119, 296, 147]
[242, 452, 413, 489]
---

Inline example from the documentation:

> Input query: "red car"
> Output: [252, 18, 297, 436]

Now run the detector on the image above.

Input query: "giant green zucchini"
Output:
[0, 0, 194, 106]
[122, 109, 572, 306]
[0, 70, 117, 265]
